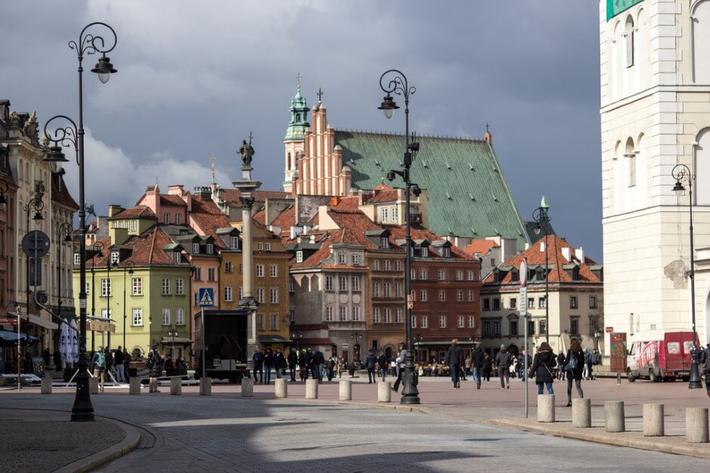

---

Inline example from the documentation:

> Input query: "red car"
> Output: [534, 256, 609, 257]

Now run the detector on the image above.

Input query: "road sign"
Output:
[21, 230, 50, 258]
[605, 326, 614, 333]
[199, 288, 215, 307]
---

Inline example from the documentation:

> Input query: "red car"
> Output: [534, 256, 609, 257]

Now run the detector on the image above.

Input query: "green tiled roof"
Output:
[334, 130, 528, 247]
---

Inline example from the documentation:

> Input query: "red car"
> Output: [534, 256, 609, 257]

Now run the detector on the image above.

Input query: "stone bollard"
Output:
[170, 376, 182, 395]
[305, 379, 319, 399]
[643, 403, 664, 437]
[149, 377, 159, 393]
[339, 379, 352, 401]
[572, 398, 591, 428]
[241, 377, 254, 397]
[605, 401, 625, 432]
[199, 377, 212, 396]
[41, 376, 52, 395]
[378, 381, 392, 403]
[686, 407, 709, 443]
[537, 394, 555, 423]
[129, 377, 141, 395]
[89, 377, 99, 394]
[274, 378, 288, 398]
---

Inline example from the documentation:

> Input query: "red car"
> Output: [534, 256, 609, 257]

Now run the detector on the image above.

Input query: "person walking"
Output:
[114, 346, 124, 383]
[557, 351, 567, 380]
[392, 344, 407, 392]
[366, 349, 377, 383]
[252, 348, 264, 384]
[274, 349, 286, 379]
[701, 343, 710, 399]
[288, 348, 298, 382]
[471, 344, 484, 389]
[92, 348, 106, 392]
[564, 339, 585, 406]
[482, 352, 492, 382]
[122, 347, 131, 382]
[377, 351, 387, 381]
[326, 356, 336, 381]
[314, 349, 325, 382]
[304, 348, 315, 380]
[529, 342, 556, 395]
[263, 348, 274, 384]
[298, 349, 308, 382]
[495, 345, 511, 389]
[446, 339, 463, 388]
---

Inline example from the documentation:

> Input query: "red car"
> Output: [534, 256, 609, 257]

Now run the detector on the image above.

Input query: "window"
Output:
[175, 213, 181, 225]
[624, 15, 634, 68]
[176, 308, 185, 326]
[162, 278, 171, 295]
[418, 289, 427, 302]
[352, 275, 361, 292]
[510, 319, 518, 336]
[468, 315, 475, 328]
[420, 269, 427, 280]
[257, 242, 263, 251]
[296, 250, 303, 263]
[539, 320, 547, 335]
[270, 314, 278, 330]
[492, 320, 501, 337]
[339, 305, 348, 321]
[383, 282, 391, 297]
[395, 281, 403, 297]
[264, 243, 271, 251]
[456, 270, 464, 281]
[256, 287, 265, 304]
[101, 279, 111, 297]
[421, 315, 428, 328]
[230, 236, 239, 249]
[270, 264, 278, 277]
[256, 264, 264, 277]
[441, 247, 451, 258]
[225, 261, 233, 273]
[483, 320, 491, 338]
[225, 286, 233, 302]
[205, 268, 214, 281]
[527, 298, 534, 309]
[131, 277, 142, 296]
[411, 316, 417, 328]
[270, 287, 279, 304]
[110, 251, 119, 265]
[380, 207, 388, 223]
[528, 320, 535, 335]
[538, 297, 546, 309]
[74, 253, 80, 265]
[483, 298, 490, 311]
[373, 307, 380, 323]
[351, 254, 362, 265]
[570, 317, 579, 335]
[395, 308, 403, 323]
[384, 260, 391, 271]
[257, 314, 264, 330]
[353, 305, 362, 321]
[589, 295, 597, 309]
[456, 289, 464, 302]
[384, 308, 392, 323]
[458, 315, 465, 328]
[569, 296, 578, 309]
[326, 306, 334, 321]
[510, 298, 517, 309]
[325, 275, 334, 291]
[438, 269, 446, 281]
[162, 308, 171, 326]
[339, 275, 348, 292]
[492, 298, 500, 311]
[132, 308, 143, 326]
[194, 267, 202, 281]
[421, 247, 429, 257]
[176, 278, 185, 295]
[439, 315, 447, 328]
[373, 281, 380, 297]
[380, 237, 389, 249]
[338, 252, 347, 264]
[206, 243, 214, 255]
[373, 260, 380, 271]
[438, 289, 446, 302]
[192, 243, 200, 254]
[394, 260, 402, 271]
[467, 270, 475, 281]
[411, 269, 416, 280]
[101, 309, 111, 320]
[164, 213, 170, 224]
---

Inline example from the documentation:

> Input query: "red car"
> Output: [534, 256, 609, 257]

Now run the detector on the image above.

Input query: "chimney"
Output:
[574, 246, 585, 262]
[0, 100, 10, 122]
[108, 204, 124, 217]
[168, 184, 184, 195]
[539, 242, 546, 253]
[561, 247, 571, 261]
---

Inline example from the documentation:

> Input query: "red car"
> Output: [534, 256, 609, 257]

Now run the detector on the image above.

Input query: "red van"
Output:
[626, 331, 695, 382]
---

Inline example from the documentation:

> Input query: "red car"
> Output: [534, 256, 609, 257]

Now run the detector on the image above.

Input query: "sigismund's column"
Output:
[234, 134, 261, 374]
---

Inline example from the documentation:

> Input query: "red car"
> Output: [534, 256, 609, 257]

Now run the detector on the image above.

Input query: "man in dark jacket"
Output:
[366, 349, 377, 383]
[495, 345, 511, 389]
[263, 348, 274, 384]
[252, 348, 264, 384]
[274, 349, 286, 379]
[703, 343, 710, 398]
[471, 345, 485, 389]
[287, 348, 298, 382]
[446, 339, 463, 388]
[377, 352, 387, 381]
[313, 349, 325, 382]
[114, 346, 124, 383]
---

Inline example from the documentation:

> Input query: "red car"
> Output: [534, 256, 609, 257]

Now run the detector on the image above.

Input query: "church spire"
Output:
[285, 75, 310, 142]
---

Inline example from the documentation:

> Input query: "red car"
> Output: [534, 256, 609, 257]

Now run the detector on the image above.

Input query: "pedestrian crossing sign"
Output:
[198, 288, 215, 307]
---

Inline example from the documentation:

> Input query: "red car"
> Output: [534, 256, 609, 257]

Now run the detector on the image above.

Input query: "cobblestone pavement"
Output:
[0, 402, 124, 472]
[4, 391, 709, 473]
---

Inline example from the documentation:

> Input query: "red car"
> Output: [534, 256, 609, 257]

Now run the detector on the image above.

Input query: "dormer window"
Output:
[110, 251, 119, 265]
[296, 250, 304, 263]
[192, 243, 200, 254]
[206, 243, 214, 255]
[441, 247, 451, 258]
[338, 253, 347, 264]
[380, 237, 389, 249]
[171, 251, 182, 264]
[421, 247, 428, 257]
[230, 236, 239, 249]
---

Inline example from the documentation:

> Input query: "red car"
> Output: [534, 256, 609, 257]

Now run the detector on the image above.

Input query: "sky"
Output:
[0, 1, 602, 258]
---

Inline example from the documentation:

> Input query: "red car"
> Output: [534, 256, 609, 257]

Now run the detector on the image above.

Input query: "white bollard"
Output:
[149, 377, 159, 393]
[129, 377, 141, 395]
[170, 376, 182, 395]
[339, 379, 352, 401]
[686, 407, 709, 443]
[572, 398, 591, 428]
[241, 376, 254, 397]
[605, 401, 625, 432]
[274, 378, 288, 398]
[89, 377, 99, 395]
[537, 394, 555, 423]
[378, 381, 392, 402]
[199, 377, 212, 396]
[305, 379, 319, 399]
[41, 376, 52, 395]
[643, 403, 664, 437]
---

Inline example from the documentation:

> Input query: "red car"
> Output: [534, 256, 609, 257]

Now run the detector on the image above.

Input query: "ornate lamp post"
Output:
[532, 196, 551, 342]
[43, 21, 118, 422]
[671, 164, 703, 389]
[378, 68, 421, 405]
[351, 332, 363, 363]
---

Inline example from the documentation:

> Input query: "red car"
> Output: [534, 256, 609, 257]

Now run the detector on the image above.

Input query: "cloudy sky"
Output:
[1, 1, 602, 258]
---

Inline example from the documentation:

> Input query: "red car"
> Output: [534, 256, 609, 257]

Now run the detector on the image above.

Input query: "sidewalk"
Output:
[1, 406, 140, 473]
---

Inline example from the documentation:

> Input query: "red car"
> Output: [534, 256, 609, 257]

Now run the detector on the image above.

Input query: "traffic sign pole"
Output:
[520, 258, 529, 419]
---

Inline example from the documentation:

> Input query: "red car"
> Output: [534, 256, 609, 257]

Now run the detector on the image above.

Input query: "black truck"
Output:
[200, 309, 249, 383]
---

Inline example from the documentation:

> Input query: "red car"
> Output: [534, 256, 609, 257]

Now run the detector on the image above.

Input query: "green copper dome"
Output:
[284, 86, 310, 141]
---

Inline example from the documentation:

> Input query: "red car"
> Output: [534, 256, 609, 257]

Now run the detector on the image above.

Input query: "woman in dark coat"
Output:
[564, 339, 585, 406]
[529, 342, 556, 394]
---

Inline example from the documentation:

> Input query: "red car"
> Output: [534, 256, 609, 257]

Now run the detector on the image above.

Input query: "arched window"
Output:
[693, 1, 710, 83]
[625, 15, 635, 68]
[287, 152, 291, 170]
[695, 128, 710, 204]
[625, 137, 636, 187]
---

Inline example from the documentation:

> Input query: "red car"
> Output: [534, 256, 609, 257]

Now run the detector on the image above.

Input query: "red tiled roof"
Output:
[385, 226, 468, 258]
[51, 172, 79, 210]
[253, 209, 266, 225]
[160, 195, 187, 207]
[271, 205, 295, 229]
[369, 184, 399, 204]
[189, 196, 231, 246]
[462, 239, 498, 257]
[110, 206, 156, 219]
[483, 235, 600, 285]
[218, 189, 292, 205]
[84, 226, 182, 268]
[331, 196, 360, 211]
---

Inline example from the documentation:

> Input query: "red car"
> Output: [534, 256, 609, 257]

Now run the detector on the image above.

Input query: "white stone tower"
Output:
[600, 0, 710, 345]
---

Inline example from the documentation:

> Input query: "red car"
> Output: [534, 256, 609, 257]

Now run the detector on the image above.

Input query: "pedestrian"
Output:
[482, 352, 492, 382]
[274, 349, 286, 379]
[529, 342, 556, 395]
[584, 349, 594, 380]
[23, 351, 34, 374]
[377, 351, 387, 381]
[263, 348, 274, 384]
[252, 348, 264, 384]
[122, 347, 131, 381]
[304, 348, 315, 380]
[366, 349, 377, 383]
[92, 348, 106, 392]
[703, 343, 710, 399]
[495, 344, 511, 389]
[564, 339, 585, 407]
[392, 344, 407, 392]
[326, 356, 336, 381]
[557, 351, 567, 380]
[288, 348, 298, 382]
[464, 355, 472, 377]
[114, 346, 124, 383]
[446, 339, 463, 388]
[471, 344, 484, 389]
[314, 349, 325, 382]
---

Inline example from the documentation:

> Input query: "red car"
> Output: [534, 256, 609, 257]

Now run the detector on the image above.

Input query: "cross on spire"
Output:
[317, 87, 324, 102]
[296, 72, 302, 93]
[485, 123, 490, 133]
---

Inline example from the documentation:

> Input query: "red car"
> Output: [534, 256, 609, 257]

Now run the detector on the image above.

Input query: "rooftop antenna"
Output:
[210, 153, 217, 185]
[297, 72, 302, 93]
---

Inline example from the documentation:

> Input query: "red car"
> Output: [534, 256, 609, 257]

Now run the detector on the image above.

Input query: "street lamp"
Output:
[532, 196, 551, 342]
[167, 326, 179, 363]
[112, 260, 134, 350]
[43, 22, 117, 422]
[378, 68, 421, 405]
[671, 164, 703, 389]
[351, 332, 363, 363]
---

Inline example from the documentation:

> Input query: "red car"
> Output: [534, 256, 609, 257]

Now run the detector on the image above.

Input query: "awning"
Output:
[0, 330, 39, 347]
[160, 336, 192, 345]
[25, 314, 58, 330]
[258, 335, 290, 344]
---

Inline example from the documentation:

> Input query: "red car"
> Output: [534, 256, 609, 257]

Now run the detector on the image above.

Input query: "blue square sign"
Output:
[198, 288, 215, 307]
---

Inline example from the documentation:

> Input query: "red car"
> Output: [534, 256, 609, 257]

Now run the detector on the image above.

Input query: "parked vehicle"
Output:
[202, 310, 248, 383]
[626, 332, 695, 382]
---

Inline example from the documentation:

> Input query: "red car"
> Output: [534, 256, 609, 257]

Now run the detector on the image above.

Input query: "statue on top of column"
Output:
[239, 132, 254, 168]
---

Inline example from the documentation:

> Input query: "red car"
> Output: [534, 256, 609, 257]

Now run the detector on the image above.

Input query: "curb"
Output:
[486, 418, 710, 460]
[53, 417, 141, 473]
